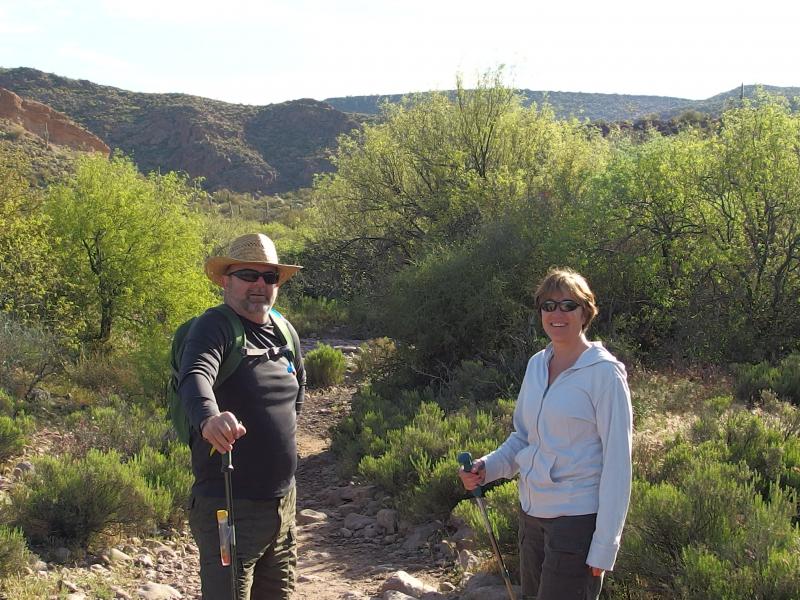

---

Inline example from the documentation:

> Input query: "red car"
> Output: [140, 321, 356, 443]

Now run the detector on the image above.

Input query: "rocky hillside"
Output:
[325, 85, 800, 121]
[0, 68, 362, 194]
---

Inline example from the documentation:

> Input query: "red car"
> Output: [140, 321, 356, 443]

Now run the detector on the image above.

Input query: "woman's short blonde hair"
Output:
[534, 267, 598, 330]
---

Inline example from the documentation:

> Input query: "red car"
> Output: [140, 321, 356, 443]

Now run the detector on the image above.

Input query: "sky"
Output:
[2, 0, 800, 106]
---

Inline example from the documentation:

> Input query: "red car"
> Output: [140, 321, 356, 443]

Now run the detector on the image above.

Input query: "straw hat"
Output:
[205, 233, 302, 287]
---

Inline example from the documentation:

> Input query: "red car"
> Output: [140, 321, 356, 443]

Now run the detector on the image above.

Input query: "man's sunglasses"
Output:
[540, 299, 581, 313]
[227, 269, 280, 284]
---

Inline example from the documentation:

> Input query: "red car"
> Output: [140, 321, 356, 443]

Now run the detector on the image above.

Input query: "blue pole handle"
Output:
[458, 451, 483, 498]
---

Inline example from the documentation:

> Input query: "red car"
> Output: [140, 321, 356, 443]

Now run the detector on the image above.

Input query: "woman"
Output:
[459, 267, 632, 600]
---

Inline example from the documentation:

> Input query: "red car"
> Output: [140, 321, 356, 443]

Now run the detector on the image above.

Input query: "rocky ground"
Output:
[2, 338, 517, 599]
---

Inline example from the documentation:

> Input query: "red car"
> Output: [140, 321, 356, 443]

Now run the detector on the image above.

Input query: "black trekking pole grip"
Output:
[458, 451, 483, 498]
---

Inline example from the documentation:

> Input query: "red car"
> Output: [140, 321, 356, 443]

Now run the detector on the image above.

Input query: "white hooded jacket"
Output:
[482, 341, 632, 571]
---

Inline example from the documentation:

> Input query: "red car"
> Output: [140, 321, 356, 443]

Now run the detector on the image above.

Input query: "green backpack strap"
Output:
[270, 308, 298, 371]
[211, 304, 246, 387]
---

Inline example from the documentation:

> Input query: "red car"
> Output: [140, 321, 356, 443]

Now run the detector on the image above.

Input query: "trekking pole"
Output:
[458, 452, 517, 600]
[220, 449, 238, 600]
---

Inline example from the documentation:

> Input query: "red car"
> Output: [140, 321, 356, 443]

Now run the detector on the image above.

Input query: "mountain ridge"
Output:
[2, 67, 799, 193]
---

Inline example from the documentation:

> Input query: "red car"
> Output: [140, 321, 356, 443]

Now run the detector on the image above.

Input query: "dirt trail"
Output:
[293, 384, 447, 599]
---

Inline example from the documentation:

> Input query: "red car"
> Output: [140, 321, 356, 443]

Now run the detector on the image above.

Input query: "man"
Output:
[178, 233, 305, 599]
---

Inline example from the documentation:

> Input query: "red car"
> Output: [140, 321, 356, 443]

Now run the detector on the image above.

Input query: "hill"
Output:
[0, 68, 361, 193]
[325, 85, 800, 121]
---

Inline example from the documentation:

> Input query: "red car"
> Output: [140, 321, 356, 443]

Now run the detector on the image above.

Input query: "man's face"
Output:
[222, 262, 279, 323]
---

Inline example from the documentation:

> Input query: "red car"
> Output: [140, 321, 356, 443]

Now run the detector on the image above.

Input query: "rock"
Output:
[297, 508, 328, 524]
[379, 570, 438, 597]
[135, 554, 155, 568]
[62, 579, 80, 592]
[105, 548, 133, 563]
[12, 460, 34, 478]
[447, 524, 476, 550]
[439, 581, 456, 592]
[461, 584, 521, 600]
[0, 88, 110, 153]
[344, 512, 374, 531]
[458, 549, 481, 572]
[463, 572, 503, 590]
[361, 524, 379, 538]
[65, 593, 86, 600]
[402, 522, 441, 551]
[376, 508, 398, 533]
[111, 585, 133, 599]
[136, 582, 182, 599]
[340, 527, 354, 538]
[383, 592, 417, 600]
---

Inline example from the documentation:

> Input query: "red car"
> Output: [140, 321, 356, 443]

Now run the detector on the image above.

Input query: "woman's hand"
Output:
[589, 566, 604, 577]
[458, 458, 486, 491]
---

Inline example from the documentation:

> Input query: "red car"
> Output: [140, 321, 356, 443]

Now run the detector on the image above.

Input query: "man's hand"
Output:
[589, 566, 605, 577]
[201, 411, 247, 454]
[457, 458, 486, 491]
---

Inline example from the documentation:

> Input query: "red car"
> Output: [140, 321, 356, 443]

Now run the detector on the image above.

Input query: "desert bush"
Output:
[65, 396, 171, 457]
[353, 337, 398, 381]
[0, 312, 63, 397]
[0, 415, 32, 462]
[332, 385, 431, 475]
[611, 440, 800, 599]
[0, 388, 15, 415]
[734, 352, 800, 406]
[129, 442, 192, 526]
[440, 359, 513, 410]
[280, 295, 347, 336]
[453, 479, 519, 557]
[65, 350, 143, 398]
[304, 343, 347, 387]
[357, 400, 514, 519]
[10, 449, 170, 549]
[0, 525, 31, 578]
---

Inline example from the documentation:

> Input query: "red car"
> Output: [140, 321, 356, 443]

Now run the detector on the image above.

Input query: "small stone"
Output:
[297, 508, 328, 525]
[136, 582, 181, 599]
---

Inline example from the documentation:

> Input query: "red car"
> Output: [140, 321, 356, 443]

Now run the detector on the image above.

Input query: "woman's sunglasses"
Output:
[228, 269, 280, 284]
[540, 299, 581, 312]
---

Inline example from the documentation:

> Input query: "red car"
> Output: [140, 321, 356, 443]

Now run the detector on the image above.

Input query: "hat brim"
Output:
[205, 257, 302, 287]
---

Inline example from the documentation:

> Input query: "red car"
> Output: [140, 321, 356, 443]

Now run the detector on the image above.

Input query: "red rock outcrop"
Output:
[0, 87, 109, 154]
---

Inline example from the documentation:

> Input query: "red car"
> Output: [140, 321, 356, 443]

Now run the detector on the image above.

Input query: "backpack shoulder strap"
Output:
[210, 304, 245, 387]
[269, 308, 297, 357]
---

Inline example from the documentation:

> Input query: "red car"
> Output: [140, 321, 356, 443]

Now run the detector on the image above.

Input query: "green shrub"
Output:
[611, 441, 800, 599]
[332, 385, 431, 475]
[357, 400, 514, 519]
[280, 295, 347, 336]
[304, 343, 347, 387]
[453, 479, 519, 557]
[440, 359, 513, 410]
[130, 442, 192, 526]
[10, 449, 171, 549]
[0, 525, 31, 578]
[0, 415, 32, 461]
[0, 388, 15, 416]
[0, 312, 63, 397]
[65, 396, 171, 457]
[734, 352, 800, 406]
[353, 337, 398, 381]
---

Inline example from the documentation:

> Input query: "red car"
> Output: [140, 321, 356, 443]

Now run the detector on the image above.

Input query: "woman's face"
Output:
[540, 288, 585, 344]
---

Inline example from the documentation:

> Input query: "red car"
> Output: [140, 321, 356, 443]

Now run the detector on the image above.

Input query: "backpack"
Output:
[167, 303, 297, 444]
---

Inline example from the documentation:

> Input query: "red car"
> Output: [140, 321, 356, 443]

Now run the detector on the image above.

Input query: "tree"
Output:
[698, 96, 800, 360]
[46, 154, 215, 344]
[0, 147, 54, 324]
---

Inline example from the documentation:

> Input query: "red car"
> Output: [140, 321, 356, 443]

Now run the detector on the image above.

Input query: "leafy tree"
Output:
[45, 154, 215, 344]
[698, 95, 800, 360]
[0, 148, 55, 325]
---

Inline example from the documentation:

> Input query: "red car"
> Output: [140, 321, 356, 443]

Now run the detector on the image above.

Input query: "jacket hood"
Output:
[547, 341, 627, 376]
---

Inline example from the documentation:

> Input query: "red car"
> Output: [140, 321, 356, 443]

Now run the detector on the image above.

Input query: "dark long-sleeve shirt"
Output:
[178, 306, 305, 500]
